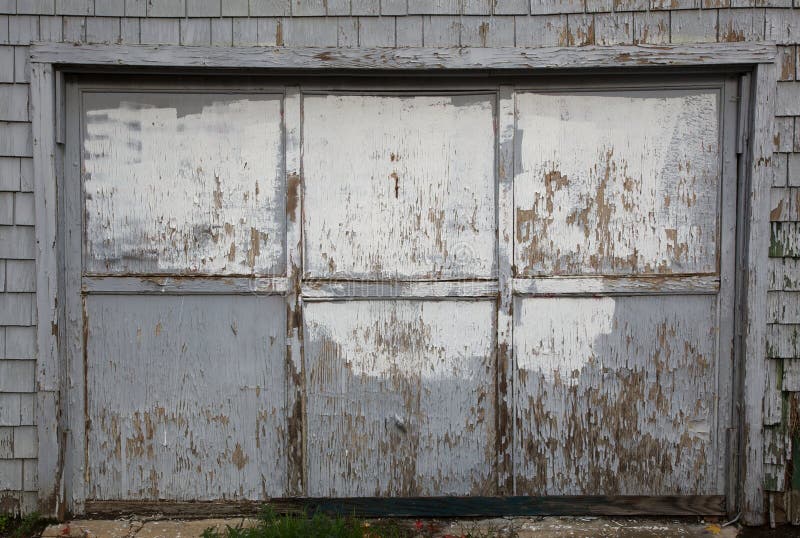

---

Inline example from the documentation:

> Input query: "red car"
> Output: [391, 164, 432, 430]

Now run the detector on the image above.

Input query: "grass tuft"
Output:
[0, 512, 55, 538]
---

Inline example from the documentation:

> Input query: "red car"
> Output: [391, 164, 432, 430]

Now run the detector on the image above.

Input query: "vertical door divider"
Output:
[285, 87, 305, 497]
[497, 86, 515, 496]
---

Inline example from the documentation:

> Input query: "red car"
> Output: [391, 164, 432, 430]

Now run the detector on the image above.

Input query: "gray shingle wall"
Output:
[0, 0, 797, 518]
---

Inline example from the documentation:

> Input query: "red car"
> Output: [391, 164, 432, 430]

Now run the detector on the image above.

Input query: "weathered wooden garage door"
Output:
[66, 75, 739, 507]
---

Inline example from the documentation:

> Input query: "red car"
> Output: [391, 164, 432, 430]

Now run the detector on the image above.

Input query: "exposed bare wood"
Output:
[30, 43, 776, 70]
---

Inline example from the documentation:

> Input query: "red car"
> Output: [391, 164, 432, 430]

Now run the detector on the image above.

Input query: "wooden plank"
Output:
[302, 93, 496, 280]
[284, 87, 304, 497]
[31, 61, 64, 518]
[84, 294, 287, 500]
[514, 89, 720, 277]
[303, 300, 496, 496]
[717, 76, 739, 508]
[301, 280, 498, 300]
[496, 85, 514, 496]
[30, 42, 776, 70]
[740, 61, 776, 526]
[64, 78, 85, 515]
[84, 495, 727, 518]
[81, 91, 286, 275]
[512, 275, 720, 296]
[514, 295, 719, 495]
[82, 276, 289, 295]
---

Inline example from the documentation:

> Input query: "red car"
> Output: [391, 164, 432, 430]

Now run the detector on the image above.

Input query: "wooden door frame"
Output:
[29, 42, 776, 524]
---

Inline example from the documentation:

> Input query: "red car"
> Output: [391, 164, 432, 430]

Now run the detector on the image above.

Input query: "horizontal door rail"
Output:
[82, 276, 289, 295]
[513, 275, 720, 296]
[301, 280, 499, 300]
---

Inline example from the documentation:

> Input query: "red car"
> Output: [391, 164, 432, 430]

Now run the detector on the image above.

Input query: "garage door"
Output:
[67, 76, 738, 506]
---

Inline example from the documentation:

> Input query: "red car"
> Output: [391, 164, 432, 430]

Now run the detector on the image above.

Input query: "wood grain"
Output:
[30, 42, 776, 70]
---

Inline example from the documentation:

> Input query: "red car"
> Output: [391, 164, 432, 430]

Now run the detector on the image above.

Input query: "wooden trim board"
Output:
[30, 43, 775, 71]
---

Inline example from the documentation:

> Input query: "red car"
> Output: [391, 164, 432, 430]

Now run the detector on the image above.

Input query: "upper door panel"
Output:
[302, 93, 497, 280]
[514, 90, 720, 277]
[82, 91, 285, 275]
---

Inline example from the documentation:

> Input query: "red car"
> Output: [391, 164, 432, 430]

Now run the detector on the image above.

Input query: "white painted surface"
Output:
[83, 92, 285, 275]
[514, 91, 720, 276]
[303, 94, 497, 279]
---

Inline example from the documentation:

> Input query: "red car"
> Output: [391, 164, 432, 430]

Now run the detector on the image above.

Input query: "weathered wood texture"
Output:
[302, 94, 496, 279]
[84, 494, 726, 518]
[303, 300, 496, 496]
[29, 43, 776, 70]
[514, 90, 720, 276]
[741, 62, 776, 526]
[31, 61, 64, 517]
[82, 92, 285, 275]
[84, 295, 287, 500]
[514, 295, 719, 495]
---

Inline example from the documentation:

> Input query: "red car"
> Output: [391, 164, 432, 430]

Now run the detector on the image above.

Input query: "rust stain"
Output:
[275, 21, 283, 46]
[154, 322, 162, 336]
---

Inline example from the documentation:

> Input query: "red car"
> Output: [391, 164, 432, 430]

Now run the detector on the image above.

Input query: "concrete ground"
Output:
[40, 516, 743, 537]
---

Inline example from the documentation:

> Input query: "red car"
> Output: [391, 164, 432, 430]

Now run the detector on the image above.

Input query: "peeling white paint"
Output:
[514, 295, 718, 495]
[303, 300, 496, 496]
[514, 91, 720, 275]
[83, 93, 285, 275]
[302, 94, 497, 279]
